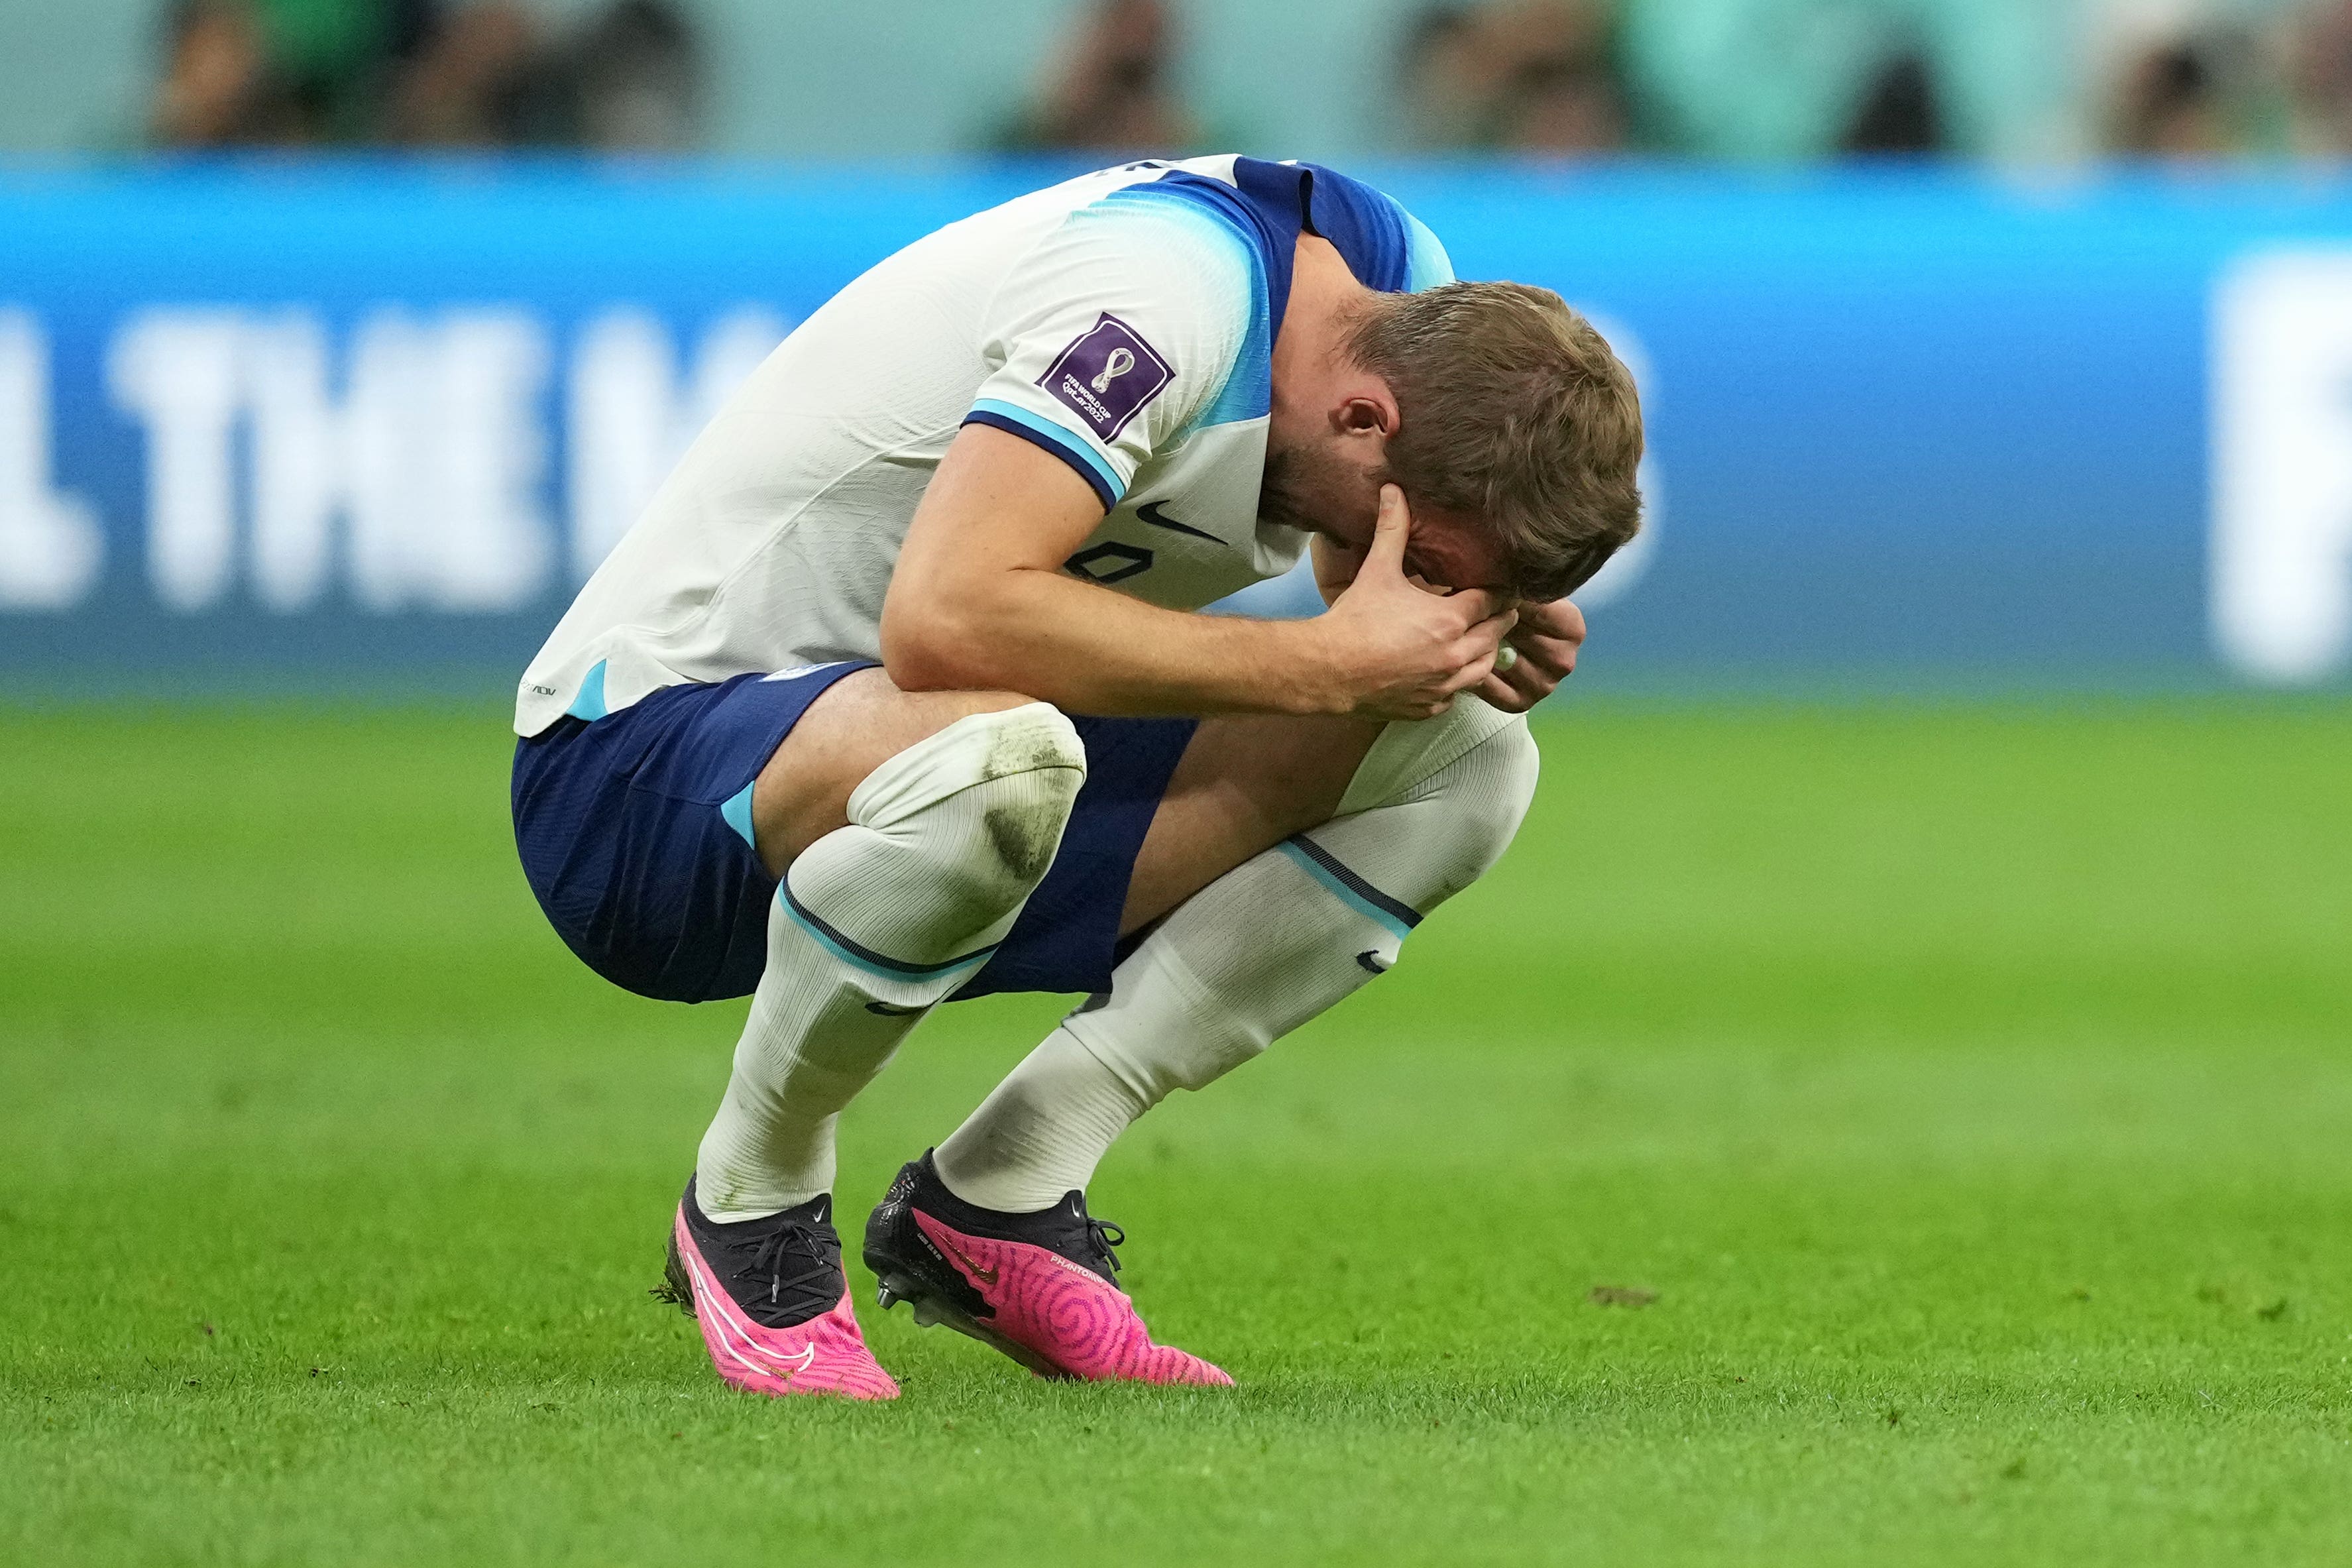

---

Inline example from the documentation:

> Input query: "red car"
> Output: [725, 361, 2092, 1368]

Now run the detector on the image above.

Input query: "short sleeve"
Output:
[965, 201, 1251, 512]
[1402, 210, 1455, 292]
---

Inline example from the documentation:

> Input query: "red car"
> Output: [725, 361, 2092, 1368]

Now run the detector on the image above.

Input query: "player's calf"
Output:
[935, 702, 1539, 1213]
[1075, 702, 1538, 1107]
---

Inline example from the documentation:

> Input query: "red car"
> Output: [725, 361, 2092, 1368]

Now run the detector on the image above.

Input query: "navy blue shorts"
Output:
[510, 663, 1196, 1004]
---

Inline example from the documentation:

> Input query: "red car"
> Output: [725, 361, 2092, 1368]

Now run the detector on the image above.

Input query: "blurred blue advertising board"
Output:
[3, 159, 2349, 695]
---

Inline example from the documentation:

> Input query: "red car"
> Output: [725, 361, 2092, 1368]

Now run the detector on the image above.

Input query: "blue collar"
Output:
[1142, 157, 1414, 345]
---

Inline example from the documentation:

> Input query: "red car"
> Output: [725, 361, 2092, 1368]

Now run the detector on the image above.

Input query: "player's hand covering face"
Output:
[1311, 484, 1519, 721]
[1471, 593, 1583, 714]
[1312, 484, 1583, 718]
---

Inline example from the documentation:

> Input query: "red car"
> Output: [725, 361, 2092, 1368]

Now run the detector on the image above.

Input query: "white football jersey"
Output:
[515, 154, 1454, 736]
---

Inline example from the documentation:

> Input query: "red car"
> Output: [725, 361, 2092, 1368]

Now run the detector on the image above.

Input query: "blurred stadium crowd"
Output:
[8, 0, 2352, 164]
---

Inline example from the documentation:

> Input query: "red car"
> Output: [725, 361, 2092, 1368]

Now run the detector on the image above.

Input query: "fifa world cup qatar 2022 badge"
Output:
[1040, 313, 1174, 440]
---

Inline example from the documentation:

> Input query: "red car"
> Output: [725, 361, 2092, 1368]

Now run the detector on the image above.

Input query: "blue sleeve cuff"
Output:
[964, 399, 1122, 512]
[1402, 210, 1455, 292]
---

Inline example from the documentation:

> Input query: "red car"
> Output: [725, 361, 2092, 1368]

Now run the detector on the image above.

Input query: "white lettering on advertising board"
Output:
[0, 310, 102, 609]
[2212, 251, 2352, 684]
[1, 303, 787, 615]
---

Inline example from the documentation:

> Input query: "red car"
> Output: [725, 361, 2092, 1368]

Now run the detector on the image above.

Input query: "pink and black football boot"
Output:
[862, 1152, 1231, 1386]
[657, 1176, 900, 1401]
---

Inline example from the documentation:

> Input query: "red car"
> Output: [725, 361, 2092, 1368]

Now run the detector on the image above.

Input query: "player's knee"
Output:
[850, 700, 1087, 911]
[1463, 718, 1540, 854]
[1420, 718, 1541, 902]
[959, 702, 1088, 887]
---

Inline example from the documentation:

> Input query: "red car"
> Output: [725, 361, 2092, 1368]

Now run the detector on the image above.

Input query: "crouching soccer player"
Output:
[511, 156, 1642, 1398]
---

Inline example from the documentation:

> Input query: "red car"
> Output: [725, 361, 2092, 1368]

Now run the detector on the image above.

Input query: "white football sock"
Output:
[694, 702, 1086, 1222]
[934, 702, 1539, 1212]
[924, 1024, 1148, 1211]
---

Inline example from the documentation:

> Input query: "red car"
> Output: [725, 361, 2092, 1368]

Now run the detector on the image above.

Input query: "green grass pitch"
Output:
[4, 696, 2349, 1565]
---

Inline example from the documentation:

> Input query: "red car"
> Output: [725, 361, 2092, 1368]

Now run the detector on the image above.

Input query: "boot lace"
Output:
[1085, 1217, 1126, 1279]
[748, 1223, 840, 1320]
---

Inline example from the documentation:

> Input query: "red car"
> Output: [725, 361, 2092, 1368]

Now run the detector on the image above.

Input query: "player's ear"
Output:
[1333, 386, 1398, 439]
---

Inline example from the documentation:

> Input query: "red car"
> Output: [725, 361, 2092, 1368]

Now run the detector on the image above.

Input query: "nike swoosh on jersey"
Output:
[1134, 501, 1221, 542]
[1355, 950, 1390, 974]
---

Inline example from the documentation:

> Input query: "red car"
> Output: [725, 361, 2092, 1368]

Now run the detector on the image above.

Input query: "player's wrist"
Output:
[1276, 616, 1358, 716]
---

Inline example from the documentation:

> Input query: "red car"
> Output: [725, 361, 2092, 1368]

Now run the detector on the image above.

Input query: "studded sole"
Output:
[870, 1265, 1075, 1381]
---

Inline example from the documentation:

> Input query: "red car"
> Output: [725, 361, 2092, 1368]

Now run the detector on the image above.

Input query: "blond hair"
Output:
[1345, 281, 1644, 600]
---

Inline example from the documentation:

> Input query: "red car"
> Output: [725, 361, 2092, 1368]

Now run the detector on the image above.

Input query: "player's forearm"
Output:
[882, 567, 1339, 717]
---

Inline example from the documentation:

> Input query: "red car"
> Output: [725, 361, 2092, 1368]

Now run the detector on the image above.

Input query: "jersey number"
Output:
[1064, 543, 1154, 584]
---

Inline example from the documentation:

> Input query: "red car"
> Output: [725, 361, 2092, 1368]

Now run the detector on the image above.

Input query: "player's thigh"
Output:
[750, 667, 1035, 873]
[1119, 712, 1386, 934]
